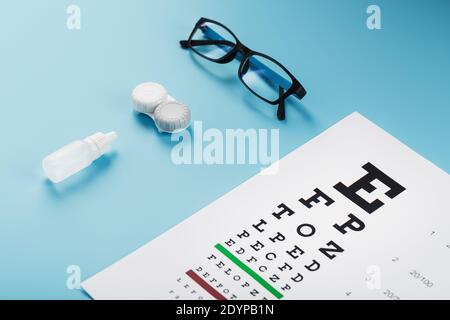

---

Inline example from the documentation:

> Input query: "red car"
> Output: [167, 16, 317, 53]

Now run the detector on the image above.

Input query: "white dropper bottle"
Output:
[42, 132, 118, 183]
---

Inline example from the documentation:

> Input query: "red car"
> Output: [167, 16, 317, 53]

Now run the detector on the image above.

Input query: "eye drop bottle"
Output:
[42, 132, 118, 183]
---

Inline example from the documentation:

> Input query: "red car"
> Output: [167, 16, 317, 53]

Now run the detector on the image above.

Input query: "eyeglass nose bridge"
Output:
[217, 43, 250, 64]
[235, 43, 252, 74]
[236, 43, 252, 56]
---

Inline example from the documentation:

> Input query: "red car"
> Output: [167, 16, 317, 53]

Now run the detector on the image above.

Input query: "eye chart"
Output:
[82, 113, 450, 300]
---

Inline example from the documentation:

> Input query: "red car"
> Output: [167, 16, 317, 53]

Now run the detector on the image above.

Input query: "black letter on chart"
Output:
[334, 162, 406, 214]
[318, 240, 345, 260]
[299, 188, 335, 208]
[250, 240, 265, 252]
[286, 245, 305, 259]
[296, 223, 316, 237]
[333, 213, 365, 235]
[252, 219, 268, 233]
[269, 232, 286, 243]
[305, 260, 321, 272]
[272, 203, 295, 220]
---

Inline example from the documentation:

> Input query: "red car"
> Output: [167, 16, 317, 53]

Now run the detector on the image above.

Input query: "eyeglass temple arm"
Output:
[277, 86, 286, 121]
[200, 26, 305, 101]
[180, 39, 235, 48]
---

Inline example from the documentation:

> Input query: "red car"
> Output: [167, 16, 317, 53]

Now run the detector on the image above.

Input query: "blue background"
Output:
[0, 0, 448, 299]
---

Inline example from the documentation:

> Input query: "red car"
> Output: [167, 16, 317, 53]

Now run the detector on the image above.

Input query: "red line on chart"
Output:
[186, 269, 227, 300]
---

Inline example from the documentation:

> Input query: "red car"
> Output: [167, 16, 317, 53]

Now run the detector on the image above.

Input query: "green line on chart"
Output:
[214, 243, 283, 299]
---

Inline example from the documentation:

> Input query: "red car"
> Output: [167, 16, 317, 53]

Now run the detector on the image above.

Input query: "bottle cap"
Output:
[84, 132, 118, 159]
[132, 82, 168, 114]
[154, 101, 191, 133]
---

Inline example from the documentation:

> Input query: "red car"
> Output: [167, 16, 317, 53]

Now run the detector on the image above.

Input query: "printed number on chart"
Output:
[409, 270, 434, 288]
[383, 289, 401, 300]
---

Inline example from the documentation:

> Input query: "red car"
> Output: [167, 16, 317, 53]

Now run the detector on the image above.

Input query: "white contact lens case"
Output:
[132, 82, 191, 133]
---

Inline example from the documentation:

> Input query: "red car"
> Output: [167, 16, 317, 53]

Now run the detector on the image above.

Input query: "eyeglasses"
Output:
[180, 17, 307, 121]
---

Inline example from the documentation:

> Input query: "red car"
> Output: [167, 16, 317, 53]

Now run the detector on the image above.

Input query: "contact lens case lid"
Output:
[132, 82, 168, 114]
[154, 101, 191, 133]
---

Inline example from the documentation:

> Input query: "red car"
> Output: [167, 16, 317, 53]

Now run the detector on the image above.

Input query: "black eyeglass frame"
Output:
[180, 17, 307, 120]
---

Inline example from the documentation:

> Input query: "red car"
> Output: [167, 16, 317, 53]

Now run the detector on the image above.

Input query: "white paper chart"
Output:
[82, 112, 450, 300]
